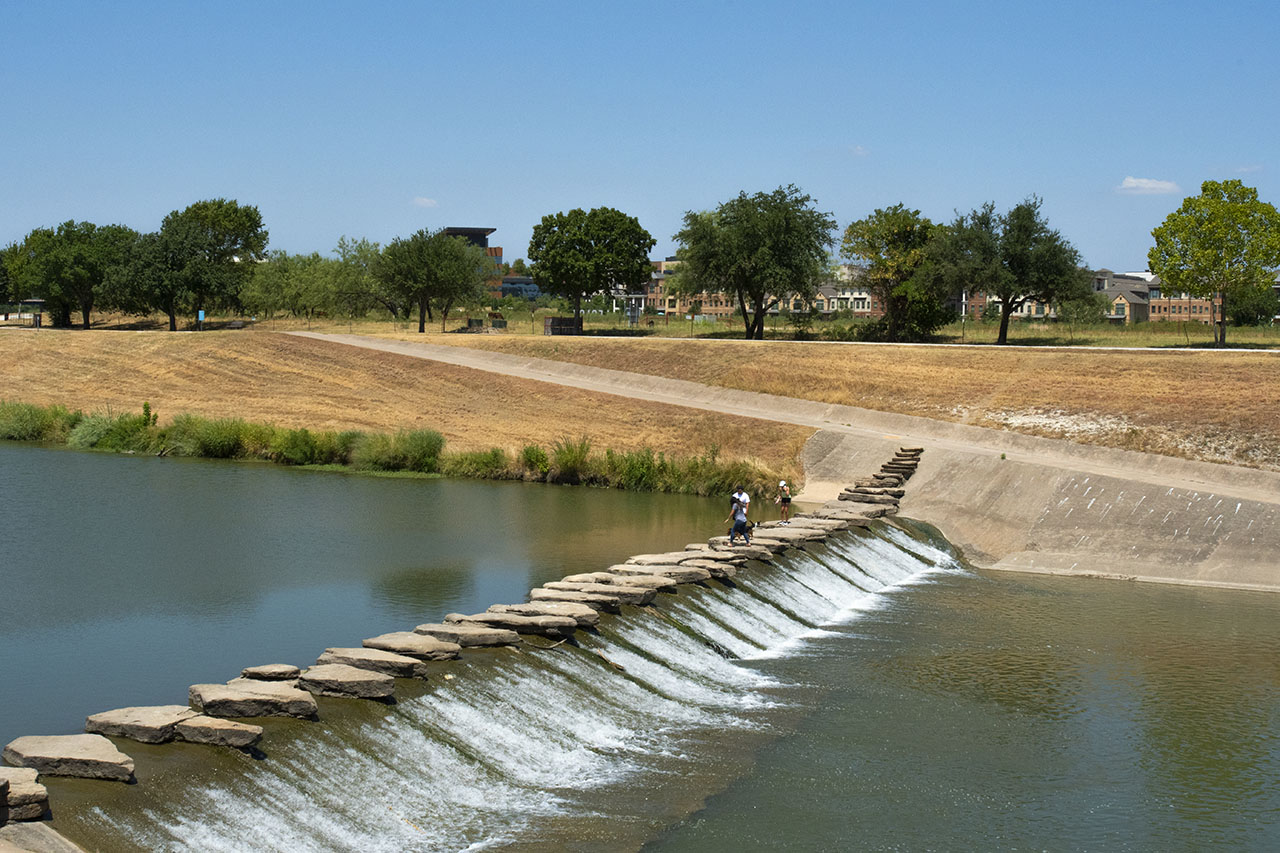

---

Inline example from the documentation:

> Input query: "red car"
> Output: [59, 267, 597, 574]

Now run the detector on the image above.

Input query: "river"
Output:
[1, 443, 1277, 851]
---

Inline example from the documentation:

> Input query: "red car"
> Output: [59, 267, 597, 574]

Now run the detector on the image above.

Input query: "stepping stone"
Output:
[838, 492, 898, 505]
[626, 552, 719, 566]
[317, 647, 432, 678]
[2, 734, 134, 783]
[600, 574, 679, 592]
[752, 524, 830, 541]
[788, 516, 852, 531]
[85, 705, 197, 744]
[561, 572, 618, 584]
[705, 541, 773, 560]
[173, 716, 263, 749]
[1, 767, 48, 822]
[541, 582, 655, 605]
[363, 632, 461, 660]
[488, 602, 599, 627]
[189, 679, 318, 719]
[444, 612, 578, 637]
[604, 564, 713, 584]
[411, 623, 519, 647]
[527, 588, 621, 612]
[679, 546, 749, 565]
[240, 664, 301, 681]
[678, 558, 738, 579]
[843, 487, 905, 498]
[300, 664, 395, 700]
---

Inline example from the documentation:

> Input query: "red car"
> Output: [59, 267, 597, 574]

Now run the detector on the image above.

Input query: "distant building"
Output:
[444, 227, 503, 290]
[499, 275, 540, 300]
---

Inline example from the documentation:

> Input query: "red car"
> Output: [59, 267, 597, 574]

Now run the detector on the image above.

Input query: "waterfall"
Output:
[76, 525, 963, 852]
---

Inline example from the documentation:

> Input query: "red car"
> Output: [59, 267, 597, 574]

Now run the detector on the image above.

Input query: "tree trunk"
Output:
[80, 300, 92, 330]
[737, 289, 753, 340]
[997, 301, 1016, 345]
[418, 300, 427, 333]
[1219, 290, 1227, 347]
[573, 294, 582, 334]
[166, 304, 177, 331]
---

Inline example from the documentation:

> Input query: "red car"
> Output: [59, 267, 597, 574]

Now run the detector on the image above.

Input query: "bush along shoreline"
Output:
[0, 400, 783, 497]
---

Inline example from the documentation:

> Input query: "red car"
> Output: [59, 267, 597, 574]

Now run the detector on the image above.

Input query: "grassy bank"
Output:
[0, 400, 780, 497]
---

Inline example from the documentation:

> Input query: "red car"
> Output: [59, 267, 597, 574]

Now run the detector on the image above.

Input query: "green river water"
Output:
[1, 443, 1277, 851]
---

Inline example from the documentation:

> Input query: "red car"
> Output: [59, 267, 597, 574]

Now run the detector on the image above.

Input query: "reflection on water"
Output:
[649, 567, 1280, 852]
[0, 444, 724, 745]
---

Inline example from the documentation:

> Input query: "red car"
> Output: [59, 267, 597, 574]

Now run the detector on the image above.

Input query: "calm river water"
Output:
[2, 443, 1278, 851]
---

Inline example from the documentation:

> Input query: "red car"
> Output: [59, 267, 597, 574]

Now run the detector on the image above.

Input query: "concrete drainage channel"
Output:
[0, 450, 924, 851]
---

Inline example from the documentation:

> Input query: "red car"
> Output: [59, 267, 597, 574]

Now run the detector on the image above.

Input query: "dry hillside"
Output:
[0, 330, 811, 477]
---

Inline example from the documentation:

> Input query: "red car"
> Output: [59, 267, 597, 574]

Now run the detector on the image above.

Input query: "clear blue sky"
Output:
[3, 1, 1276, 272]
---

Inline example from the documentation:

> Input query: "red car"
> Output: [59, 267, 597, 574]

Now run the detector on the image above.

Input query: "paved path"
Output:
[291, 331, 1280, 505]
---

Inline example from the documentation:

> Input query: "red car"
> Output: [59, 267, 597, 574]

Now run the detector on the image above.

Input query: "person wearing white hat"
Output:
[775, 479, 792, 524]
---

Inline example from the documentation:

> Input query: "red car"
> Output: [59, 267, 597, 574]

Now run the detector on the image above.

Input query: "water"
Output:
[0, 443, 725, 745]
[5, 444, 1280, 851]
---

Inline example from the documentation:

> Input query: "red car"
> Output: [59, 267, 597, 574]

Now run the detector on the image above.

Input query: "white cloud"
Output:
[1236, 164, 1264, 174]
[850, 145, 870, 157]
[1116, 176, 1180, 195]
[412, 197, 439, 208]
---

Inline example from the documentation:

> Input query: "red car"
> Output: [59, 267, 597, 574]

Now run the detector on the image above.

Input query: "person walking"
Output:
[775, 480, 792, 524]
[727, 486, 751, 545]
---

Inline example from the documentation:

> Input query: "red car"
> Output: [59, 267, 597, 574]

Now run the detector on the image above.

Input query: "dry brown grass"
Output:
[410, 335, 1280, 471]
[0, 329, 811, 479]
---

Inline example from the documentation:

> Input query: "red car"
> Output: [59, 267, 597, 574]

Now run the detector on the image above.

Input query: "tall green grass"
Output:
[1, 401, 784, 497]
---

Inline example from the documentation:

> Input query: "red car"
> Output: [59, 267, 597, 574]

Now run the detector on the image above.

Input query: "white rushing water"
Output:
[81, 525, 962, 852]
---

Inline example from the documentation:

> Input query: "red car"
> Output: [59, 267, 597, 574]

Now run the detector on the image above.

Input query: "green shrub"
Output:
[519, 444, 549, 477]
[441, 447, 512, 479]
[549, 436, 593, 484]
[93, 412, 154, 452]
[352, 429, 445, 472]
[270, 427, 318, 465]
[240, 422, 278, 458]
[67, 414, 115, 449]
[602, 447, 664, 491]
[0, 401, 80, 442]
[159, 414, 246, 458]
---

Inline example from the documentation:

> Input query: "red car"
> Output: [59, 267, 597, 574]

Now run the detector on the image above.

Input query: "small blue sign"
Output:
[198, 309, 205, 322]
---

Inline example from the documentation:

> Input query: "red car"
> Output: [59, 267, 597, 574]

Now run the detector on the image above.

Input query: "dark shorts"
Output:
[780, 496, 791, 505]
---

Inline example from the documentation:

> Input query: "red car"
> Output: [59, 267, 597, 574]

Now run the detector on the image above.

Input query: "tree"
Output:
[927, 197, 1085, 345]
[107, 198, 269, 330]
[1149, 179, 1280, 346]
[242, 251, 335, 326]
[332, 236, 396, 318]
[528, 207, 655, 329]
[840, 204, 940, 342]
[509, 257, 531, 277]
[375, 229, 492, 332]
[1057, 290, 1109, 341]
[1227, 281, 1279, 326]
[6, 221, 136, 328]
[672, 185, 835, 340]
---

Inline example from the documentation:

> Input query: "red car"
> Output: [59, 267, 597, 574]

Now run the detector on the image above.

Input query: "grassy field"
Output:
[4, 322, 1277, 475]
[0, 329, 811, 481]
[406, 333, 1280, 472]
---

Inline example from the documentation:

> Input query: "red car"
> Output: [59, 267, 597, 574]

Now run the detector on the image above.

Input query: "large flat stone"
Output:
[707, 535, 788, 554]
[444, 612, 578, 637]
[1, 767, 47, 820]
[488, 602, 599, 627]
[411, 622, 520, 647]
[173, 716, 263, 749]
[839, 491, 899, 505]
[605, 564, 712, 584]
[749, 525, 829, 542]
[0, 822, 87, 851]
[789, 516, 853, 531]
[300, 664, 395, 700]
[541, 582, 655, 605]
[677, 558, 738, 579]
[704, 541, 773, 560]
[561, 572, 618, 584]
[2, 735, 134, 783]
[318, 647, 432, 678]
[240, 664, 301, 681]
[84, 705, 197, 744]
[527, 588, 621, 611]
[188, 680, 318, 719]
[363, 632, 461, 660]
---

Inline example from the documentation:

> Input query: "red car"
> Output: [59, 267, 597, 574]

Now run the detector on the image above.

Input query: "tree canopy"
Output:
[926, 197, 1086, 344]
[5, 221, 136, 328]
[108, 198, 268, 330]
[841, 204, 943, 342]
[672, 185, 835, 340]
[528, 207, 655, 328]
[375, 229, 493, 332]
[1149, 179, 1280, 345]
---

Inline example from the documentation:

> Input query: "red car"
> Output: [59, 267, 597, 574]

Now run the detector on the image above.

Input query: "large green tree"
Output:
[108, 198, 269, 330]
[528, 207, 655, 329]
[840, 204, 942, 342]
[375, 229, 492, 332]
[1149, 179, 1280, 346]
[672, 185, 835, 340]
[332, 236, 394, 318]
[927, 197, 1085, 345]
[6, 221, 137, 328]
[242, 251, 335, 325]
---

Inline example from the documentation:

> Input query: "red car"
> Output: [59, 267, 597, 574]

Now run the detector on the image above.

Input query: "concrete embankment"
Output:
[292, 333, 1280, 592]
